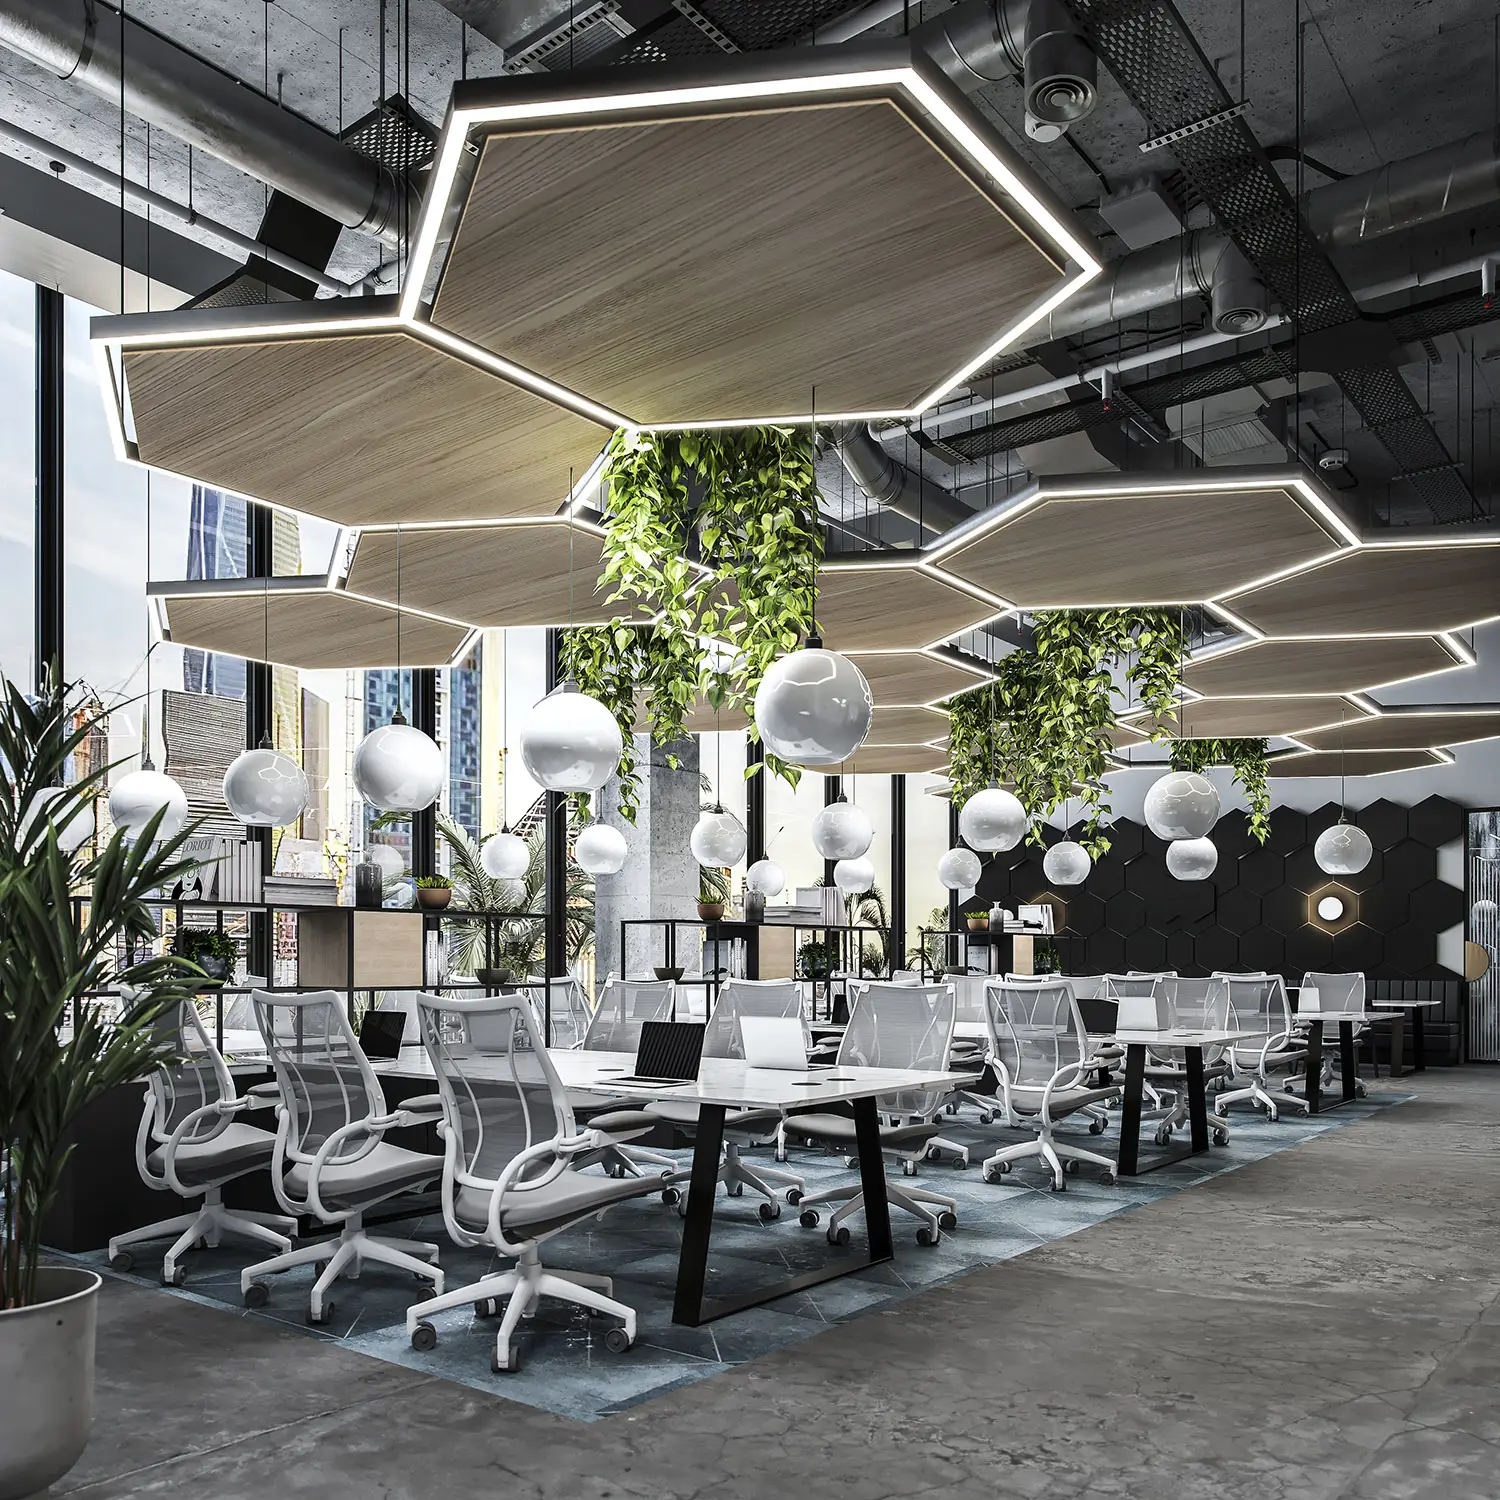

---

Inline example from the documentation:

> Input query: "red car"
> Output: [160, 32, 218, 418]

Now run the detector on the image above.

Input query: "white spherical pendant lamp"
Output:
[1144, 771, 1220, 841]
[223, 747, 310, 828]
[481, 830, 530, 881]
[811, 798, 873, 860]
[108, 766, 189, 842]
[574, 821, 628, 876]
[1165, 836, 1218, 881]
[519, 683, 622, 794]
[20, 787, 95, 853]
[1314, 821, 1373, 876]
[937, 845, 982, 891]
[1043, 839, 1092, 886]
[958, 785, 1027, 853]
[691, 806, 747, 867]
[746, 858, 785, 897]
[833, 855, 876, 895]
[753, 643, 873, 767]
[353, 718, 444, 812]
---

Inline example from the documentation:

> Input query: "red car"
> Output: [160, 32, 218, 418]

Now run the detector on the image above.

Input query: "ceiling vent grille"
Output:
[503, 2, 635, 73]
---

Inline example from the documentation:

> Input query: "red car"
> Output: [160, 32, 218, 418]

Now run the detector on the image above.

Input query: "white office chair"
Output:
[1141, 977, 1234, 1146]
[404, 992, 662, 1373]
[1213, 973, 1308, 1120]
[239, 990, 446, 1324]
[524, 975, 593, 1050]
[108, 999, 298, 1284]
[1296, 971, 1369, 1098]
[789, 982, 961, 1247]
[981, 978, 1121, 1190]
[643, 979, 806, 1217]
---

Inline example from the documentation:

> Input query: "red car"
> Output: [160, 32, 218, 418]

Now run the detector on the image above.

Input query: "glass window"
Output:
[906, 772, 952, 960]
[0, 271, 34, 686]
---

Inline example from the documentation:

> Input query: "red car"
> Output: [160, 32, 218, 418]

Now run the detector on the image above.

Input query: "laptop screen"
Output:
[632, 1020, 705, 1082]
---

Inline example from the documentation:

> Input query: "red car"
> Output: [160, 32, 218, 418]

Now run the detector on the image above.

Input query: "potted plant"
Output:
[414, 874, 453, 910]
[697, 865, 729, 922]
[1, 674, 202, 1498]
[1035, 941, 1062, 975]
[173, 927, 237, 983]
[797, 940, 835, 981]
[965, 907, 990, 933]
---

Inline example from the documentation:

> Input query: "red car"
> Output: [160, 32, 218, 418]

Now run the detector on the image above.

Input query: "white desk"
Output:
[374, 1047, 969, 1327]
[1293, 1012, 1369, 1112]
[1367, 997, 1444, 1075]
[1112, 1029, 1252, 1175]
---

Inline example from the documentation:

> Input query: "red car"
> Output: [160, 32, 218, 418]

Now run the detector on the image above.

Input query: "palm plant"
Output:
[843, 883, 893, 976]
[1, 674, 203, 1308]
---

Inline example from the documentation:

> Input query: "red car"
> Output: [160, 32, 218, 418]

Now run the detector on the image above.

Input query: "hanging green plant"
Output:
[1170, 737, 1272, 844]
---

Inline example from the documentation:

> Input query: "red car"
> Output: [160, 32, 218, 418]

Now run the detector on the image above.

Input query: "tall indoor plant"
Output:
[0, 674, 202, 1498]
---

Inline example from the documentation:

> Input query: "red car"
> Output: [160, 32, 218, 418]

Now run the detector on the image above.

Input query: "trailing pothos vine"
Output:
[946, 608, 1187, 858]
[561, 426, 823, 824]
[1170, 737, 1271, 844]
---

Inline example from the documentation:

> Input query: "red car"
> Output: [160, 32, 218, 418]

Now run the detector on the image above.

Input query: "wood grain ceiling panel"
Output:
[1267, 748, 1446, 777]
[1132, 695, 1374, 740]
[1224, 545, 1500, 636]
[1297, 711, 1500, 752]
[815, 565, 1000, 651]
[163, 591, 469, 670]
[345, 522, 643, 628]
[820, 744, 949, 775]
[845, 651, 991, 706]
[434, 100, 1061, 423]
[939, 487, 1340, 607]
[1182, 636, 1464, 696]
[124, 331, 608, 527]
[632, 697, 751, 735]
[867, 705, 950, 744]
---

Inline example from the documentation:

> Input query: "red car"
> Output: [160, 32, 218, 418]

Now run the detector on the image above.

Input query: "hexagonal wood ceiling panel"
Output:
[433, 98, 1067, 426]
[122, 329, 609, 527]
[1297, 711, 1500, 752]
[1182, 636, 1467, 697]
[814, 564, 1000, 652]
[933, 481, 1346, 608]
[867, 705, 950, 745]
[1267, 748, 1448, 777]
[821, 744, 949, 776]
[1129, 695, 1374, 741]
[632, 697, 751, 735]
[161, 589, 470, 671]
[345, 521, 644, 628]
[1224, 544, 1500, 636]
[845, 650, 992, 707]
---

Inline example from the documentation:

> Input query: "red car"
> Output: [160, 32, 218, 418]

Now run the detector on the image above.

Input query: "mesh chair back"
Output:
[1300, 972, 1365, 1013]
[1104, 973, 1160, 998]
[1068, 975, 1110, 999]
[583, 978, 674, 1051]
[416, 993, 571, 1195]
[1151, 977, 1232, 1063]
[702, 979, 804, 1059]
[950, 974, 988, 1025]
[890, 969, 922, 986]
[1217, 973, 1291, 1041]
[521, 976, 593, 1050]
[837, 982, 954, 1118]
[984, 979, 1088, 1092]
[252, 990, 386, 1168]
[147, 1000, 236, 1147]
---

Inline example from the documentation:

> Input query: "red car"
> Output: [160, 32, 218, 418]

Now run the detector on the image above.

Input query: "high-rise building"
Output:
[182, 485, 247, 699]
[447, 647, 482, 841]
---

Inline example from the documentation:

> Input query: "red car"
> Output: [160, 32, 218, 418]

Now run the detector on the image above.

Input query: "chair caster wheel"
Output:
[843, 1156, 858, 1170]
[1049, 1180, 1066, 1193]
[307, 1302, 335, 1327]
[411, 1321, 438, 1352]
[474, 1299, 497, 1318]
[758, 1200, 781, 1223]
[979, 1111, 997, 1126]
[938, 1210, 958, 1231]
[1153, 1126, 1172, 1146]
[952, 1155, 969, 1170]
[1212, 1127, 1230, 1147]
[916, 1227, 938, 1247]
[1063, 1159, 1080, 1175]
[163, 1265, 187, 1287]
[1267, 1107, 1279, 1122]
[902, 1160, 916, 1177]
[1089, 1117, 1106, 1135]
[924, 1145, 942, 1162]
[661, 1186, 680, 1206]
[945, 1101, 957, 1115]
[826, 1225, 850, 1247]
[109, 1251, 134, 1273]
[604, 1326, 633, 1354]
[1099, 1169, 1116, 1186]
[799, 1208, 820, 1229]
[606, 1163, 626, 1179]
[491, 1346, 521, 1374]
[1213, 1103, 1228, 1118]
[785, 1187, 803, 1206]
[725, 1182, 743, 1198]
[243, 1282, 270, 1309]
[983, 1161, 1011, 1183]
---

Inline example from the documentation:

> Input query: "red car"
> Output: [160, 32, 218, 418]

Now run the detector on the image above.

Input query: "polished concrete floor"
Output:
[55, 1068, 1499, 1498]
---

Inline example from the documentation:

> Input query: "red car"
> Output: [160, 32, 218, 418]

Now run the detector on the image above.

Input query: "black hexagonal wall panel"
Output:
[1125, 928, 1169, 972]
[1409, 879, 1465, 931]
[1219, 886, 1261, 935]
[1240, 847, 1286, 896]
[1360, 799, 1409, 849]
[1385, 837, 1437, 890]
[1408, 794, 1465, 847]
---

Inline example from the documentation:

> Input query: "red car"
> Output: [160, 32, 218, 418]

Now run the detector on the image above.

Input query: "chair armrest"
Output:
[158, 1098, 249, 1195]
[398, 1093, 444, 1120]
[244, 1081, 280, 1107]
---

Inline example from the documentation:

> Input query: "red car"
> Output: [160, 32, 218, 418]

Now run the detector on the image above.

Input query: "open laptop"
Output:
[609, 1020, 705, 1088]
[740, 1015, 827, 1071]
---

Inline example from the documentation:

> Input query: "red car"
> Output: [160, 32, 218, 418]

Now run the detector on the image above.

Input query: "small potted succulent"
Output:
[174, 927, 238, 983]
[965, 907, 990, 933]
[697, 865, 729, 922]
[414, 874, 453, 910]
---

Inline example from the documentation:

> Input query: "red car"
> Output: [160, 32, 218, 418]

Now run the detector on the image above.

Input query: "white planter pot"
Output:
[0, 1266, 101, 1498]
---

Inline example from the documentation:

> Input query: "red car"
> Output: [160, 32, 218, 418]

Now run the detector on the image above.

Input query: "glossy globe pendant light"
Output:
[1042, 839, 1091, 886]
[811, 797, 873, 860]
[958, 784, 1027, 852]
[353, 715, 445, 812]
[519, 681, 622, 793]
[223, 747, 311, 827]
[833, 855, 875, 894]
[1165, 836, 1218, 881]
[937, 845, 982, 890]
[367, 844, 405, 882]
[574, 821, 628, 876]
[1143, 771, 1220, 841]
[691, 805, 747, 867]
[1314, 820, 1373, 876]
[746, 858, 785, 897]
[753, 639, 873, 767]
[481, 829, 530, 880]
[20, 787, 95, 853]
[108, 765, 189, 842]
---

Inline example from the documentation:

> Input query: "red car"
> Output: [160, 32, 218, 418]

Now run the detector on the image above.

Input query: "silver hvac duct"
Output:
[913, 0, 1097, 141]
[825, 423, 973, 530]
[0, 0, 417, 249]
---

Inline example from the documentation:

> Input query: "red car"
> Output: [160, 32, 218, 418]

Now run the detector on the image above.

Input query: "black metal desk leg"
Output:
[1340, 1022, 1358, 1102]
[1388, 1012, 1406, 1077]
[672, 1104, 727, 1327]
[1185, 1047, 1209, 1153]
[853, 1097, 893, 1261]
[1305, 1022, 1324, 1115]
[1412, 1008, 1427, 1072]
[1117, 1043, 1146, 1176]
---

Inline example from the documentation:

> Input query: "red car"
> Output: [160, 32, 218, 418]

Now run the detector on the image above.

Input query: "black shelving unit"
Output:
[915, 927, 1083, 982]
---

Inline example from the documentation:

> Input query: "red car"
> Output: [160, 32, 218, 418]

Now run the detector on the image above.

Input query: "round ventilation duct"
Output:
[1023, 1, 1097, 129]
[1207, 243, 1270, 336]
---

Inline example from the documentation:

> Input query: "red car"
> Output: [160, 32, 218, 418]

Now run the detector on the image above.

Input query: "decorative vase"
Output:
[354, 858, 383, 909]
[697, 901, 725, 921]
[744, 890, 765, 924]
[0, 1267, 101, 1499]
[416, 886, 452, 910]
